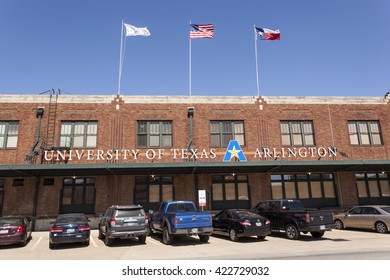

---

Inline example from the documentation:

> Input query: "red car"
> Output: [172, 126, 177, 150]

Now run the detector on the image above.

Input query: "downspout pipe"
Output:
[28, 108, 44, 163]
[186, 107, 194, 156]
[31, 108, 44, 221]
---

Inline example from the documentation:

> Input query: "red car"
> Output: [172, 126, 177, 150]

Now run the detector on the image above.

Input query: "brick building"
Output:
[0, 92, 389, 218]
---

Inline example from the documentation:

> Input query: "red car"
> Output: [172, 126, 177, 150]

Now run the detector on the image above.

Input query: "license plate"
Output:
[0, 229, 8, 234]
[256, 222, 262, 226]
[67, 228, 75, 233]
[125, 223, 135, 226]
[320, 225, 326, 230]
[191, 228, 198, 233]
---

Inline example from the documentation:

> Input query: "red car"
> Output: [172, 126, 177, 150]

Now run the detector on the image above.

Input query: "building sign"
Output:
[223, 140, 247, 162]
[43, 146, 337, 162]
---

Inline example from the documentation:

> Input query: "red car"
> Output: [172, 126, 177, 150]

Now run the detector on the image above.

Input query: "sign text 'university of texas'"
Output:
[43, 140, 337, 162]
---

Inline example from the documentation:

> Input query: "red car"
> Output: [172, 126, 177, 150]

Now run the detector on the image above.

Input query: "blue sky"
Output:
[0, 0, 389, 97]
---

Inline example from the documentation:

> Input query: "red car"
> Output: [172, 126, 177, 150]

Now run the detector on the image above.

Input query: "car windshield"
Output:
[380, 207, 390, 214]
[234, 211, 259, 219]
[55, 215, 86, 224]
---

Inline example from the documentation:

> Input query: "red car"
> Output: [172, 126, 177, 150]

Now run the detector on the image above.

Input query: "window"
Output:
[280, 121, 314, 146]
[59, 121, 97, 148]
[137, 121, 172, 147]
[43, 178, 55, 186]
[271, 174, 336, 200]
[210, 121, 245, 146]
[61, 177, 95, 214]
[356, 173, 390, 198]
[12, 178, 24, 187]
[348, 121, 383, 145]
[0, 121, 19, 148]
[134, 176, 174, 211]
[211, 175, 250, 210]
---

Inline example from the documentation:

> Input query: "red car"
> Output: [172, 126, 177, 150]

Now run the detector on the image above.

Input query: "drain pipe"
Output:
[186, 107, 194, 158]
[31, 108, 44, 221]
[28, 107, 45, 163]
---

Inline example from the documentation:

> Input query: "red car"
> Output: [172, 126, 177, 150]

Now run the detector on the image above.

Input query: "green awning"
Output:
[0, 159, 389, 177]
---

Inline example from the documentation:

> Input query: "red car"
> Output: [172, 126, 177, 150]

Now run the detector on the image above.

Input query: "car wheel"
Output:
[162, 226, 174, 245]
[199, 234, 210, 243]
[257, 235, 266, 240]
[310, 231, 325, 238]
[334, 219, 344, 230]
[285, 224, 300, 240]
[138, 235, 147, 244]
[375, 221, 388, 233]
[19, 234, 28, 247]
[104, 233, 113, 246]
[49, 242, 55, 249]
[229, 228, 239, 242]
[84, 240, 90, 246]
[98, 228, 104, 239]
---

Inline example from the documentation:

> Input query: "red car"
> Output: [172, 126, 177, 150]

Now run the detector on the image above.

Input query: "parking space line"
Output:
[90, 235, 98, 248]
[147, 238, 162, 246]
[30, 236, 43, 251]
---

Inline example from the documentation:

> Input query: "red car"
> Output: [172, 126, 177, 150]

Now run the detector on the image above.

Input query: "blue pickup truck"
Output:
[149, 201, 213, 245]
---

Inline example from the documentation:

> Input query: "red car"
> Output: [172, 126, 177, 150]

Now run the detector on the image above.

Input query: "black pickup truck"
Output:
[253, 199, 334, 240]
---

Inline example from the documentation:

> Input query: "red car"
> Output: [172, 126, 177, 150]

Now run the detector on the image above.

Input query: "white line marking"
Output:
[30, 236, 43, 251]
[90, 235, 98, 247]
[147, 238, 162, 246]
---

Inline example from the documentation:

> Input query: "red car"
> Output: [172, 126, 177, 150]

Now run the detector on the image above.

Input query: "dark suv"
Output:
[98, 205, 148, 246]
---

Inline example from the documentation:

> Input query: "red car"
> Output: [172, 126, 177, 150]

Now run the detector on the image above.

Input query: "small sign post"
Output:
[198, 190, 206, 211]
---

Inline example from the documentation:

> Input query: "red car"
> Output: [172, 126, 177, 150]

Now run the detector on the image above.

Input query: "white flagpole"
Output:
[189, 21, 192, 96]
[118, 20, 124, 95]
[254, 24, 260, 97]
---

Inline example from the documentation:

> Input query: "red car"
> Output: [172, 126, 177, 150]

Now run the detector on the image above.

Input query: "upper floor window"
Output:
[0, 121, 19, 148]
[137, 121, 172, 147]
[210, 121, 245, 146]
[348, 121, 383, 146]
[280, 121, 315, 146]
[59, 121, 97, 148]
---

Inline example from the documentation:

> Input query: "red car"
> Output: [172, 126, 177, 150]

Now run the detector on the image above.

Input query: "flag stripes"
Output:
[190, 24, 214, 39]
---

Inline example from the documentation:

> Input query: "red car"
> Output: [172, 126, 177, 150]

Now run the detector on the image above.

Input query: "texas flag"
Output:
[255, 27, 280, 40]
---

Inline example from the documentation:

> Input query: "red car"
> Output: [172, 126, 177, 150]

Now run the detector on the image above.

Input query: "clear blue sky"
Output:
[1, 0, 389, 97]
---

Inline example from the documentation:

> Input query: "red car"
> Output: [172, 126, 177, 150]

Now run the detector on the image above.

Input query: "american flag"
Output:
[190, 24, 214, 39]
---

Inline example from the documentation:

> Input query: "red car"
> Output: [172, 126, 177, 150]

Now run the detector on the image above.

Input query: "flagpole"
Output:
[189, 21, 192, 96]
[117, 20, 125, 96]
[254, 25, 260, 97]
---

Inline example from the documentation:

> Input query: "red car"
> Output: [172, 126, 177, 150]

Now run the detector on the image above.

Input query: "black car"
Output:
[0, 216, 33, 247]
[212, 209, 271, 242]
[49, 213, 90, 249]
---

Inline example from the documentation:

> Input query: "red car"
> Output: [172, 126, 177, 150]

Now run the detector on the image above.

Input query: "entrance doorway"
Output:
[211, 175, 250, 210]
[60, 178, 96, 214]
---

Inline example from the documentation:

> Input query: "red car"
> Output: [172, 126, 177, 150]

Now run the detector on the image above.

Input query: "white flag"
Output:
[124, 23, 151, 36]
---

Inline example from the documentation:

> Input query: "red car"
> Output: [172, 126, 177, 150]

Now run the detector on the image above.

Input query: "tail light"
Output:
[265, 219, 271, 225]
[239, 220, 251, 226]
[145, 215, 149, 223]
[173, 216, 178, 225]
[78, 225, 90, 231]
[305, 214, 310, 223]
[17, 226, 25, 233]
[50, 227, 63, 233]
[110, 218, 116, 226]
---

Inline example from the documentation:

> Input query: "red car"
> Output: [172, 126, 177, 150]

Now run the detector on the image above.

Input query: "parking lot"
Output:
[1, 228, 390, 260]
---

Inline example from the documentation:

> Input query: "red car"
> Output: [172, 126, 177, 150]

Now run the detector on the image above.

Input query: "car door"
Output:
[151, 203, 165, 231]
[360, 207, 380, 229]
[100, 208, 112, 234]
[213, 211, 229, 235]
[343, 207, 363, 228]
